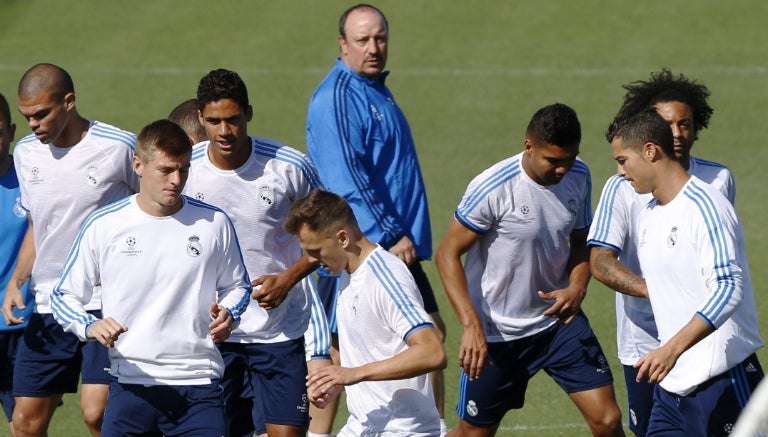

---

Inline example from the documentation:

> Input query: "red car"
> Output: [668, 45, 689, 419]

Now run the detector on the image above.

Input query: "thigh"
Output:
[246, 339, 310, 428]
[455, 341, 528, 427]
[218, 342, 256, 436]
[623, 364, 654, 436]
[540, 312, 614, 393]
[0, 330, 22, 421]
[647, 386, 685, 437]
[13, 313, 80, 396]
[158, 383, 227, 437]
[101, 382, 161, 437]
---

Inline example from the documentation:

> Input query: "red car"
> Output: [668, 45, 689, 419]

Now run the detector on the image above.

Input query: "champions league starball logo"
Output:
[186, 235, 202, 257]
[194, 192, 205, 201]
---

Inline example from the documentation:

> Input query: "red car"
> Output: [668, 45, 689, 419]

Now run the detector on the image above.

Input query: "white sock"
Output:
[440, 418, 449, 436]
[307, 432, 332, 437]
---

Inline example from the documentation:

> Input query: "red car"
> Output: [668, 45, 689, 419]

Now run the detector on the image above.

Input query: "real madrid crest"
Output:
[667, 226, 678, 248]
[187, 235, 202, 257]
[258, 185, 274, 206]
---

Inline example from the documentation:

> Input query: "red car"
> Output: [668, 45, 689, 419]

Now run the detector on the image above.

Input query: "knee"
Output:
[588, 404, 624, 437]
[81, 404, 104, 432]
[12, 410, 45, 435]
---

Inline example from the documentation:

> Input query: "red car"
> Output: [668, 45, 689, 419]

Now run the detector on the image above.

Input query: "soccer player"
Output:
[49, 119, 251, 436]
[168, 98, 207, 145]
[0, 91, 31, 437]
[305, 5, 447, 434]
[588, 69, 735, 436]
[435, 103, 625, 437]
[1, 63, 139, 437]
[183, 68, 331, 437]
[284, 189, 446, 437]
[608, 111, 763, 436]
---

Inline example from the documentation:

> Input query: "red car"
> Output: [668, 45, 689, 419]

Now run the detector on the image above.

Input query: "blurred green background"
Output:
[1, 1, 766, 435]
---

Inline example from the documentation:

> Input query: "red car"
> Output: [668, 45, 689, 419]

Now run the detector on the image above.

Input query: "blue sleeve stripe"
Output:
[691, 156, 727, 169]
[368, 252, 429, 327]
[590, 175, 625, 243]
[91, 123, 136, 149]
[252, 141, 324, 190]
[454, 211, 486, 234]
[457, 160, 520, 218]
[729, 363, 753, 408]
[308, 280, 331, 356]
[221, 207, 253, 320]
[586, 239, 622, 255]
[582, 166, 593, 227]
[15, 133, 38, 147]
[52, 197, 132, 325]
[332, 74, 399, 238]
[402, 322, 435, 342]
[191, 142, 209, 161]
[684, 182, 735, 321]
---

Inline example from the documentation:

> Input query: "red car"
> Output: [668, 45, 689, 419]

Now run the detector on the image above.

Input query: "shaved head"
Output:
[18, 63, 75, 101]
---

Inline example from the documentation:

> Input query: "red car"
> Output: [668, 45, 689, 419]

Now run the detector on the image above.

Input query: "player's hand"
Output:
[306, 365, 357, 407]
[458, 324, 488, 381]
[634, 345, 679, 384]
[252, 274, 293, 310]
[1, 285, 25, 325]
[87, 318, 128, 348]
[209, 303, 234, 343]
[389, 236, 417, 266]
[538, 285, 586, 324]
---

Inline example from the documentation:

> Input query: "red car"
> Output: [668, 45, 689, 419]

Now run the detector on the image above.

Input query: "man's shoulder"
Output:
[88, 121, 137, 150]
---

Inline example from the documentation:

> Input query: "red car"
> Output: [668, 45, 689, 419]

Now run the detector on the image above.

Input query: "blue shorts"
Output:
[647, 354, 763, 437]
[456, 311, 613, 426]
[219, 338, 309, 435]
[0, 329, 23, 421]
[13, 312, 111, 397]
[316, 261, 439, 334]
[623, 364, 654, 437]
[101, 380, 226, 437]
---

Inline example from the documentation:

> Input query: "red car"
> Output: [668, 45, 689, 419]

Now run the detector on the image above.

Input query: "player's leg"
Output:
[11, 313, 80, 436]
[250, 339, 309, 437]
[101, 382, 161, 436]
[544, 311, 623, 436]
[409, 262, 448, 433]
[622, 364, 654, 437]
[308, 268, 341, 437]
[156, 383, 228, 437]
[448, 341, 523, 437]
[79, 320, 112, 436]
[1, 329, 22, 437]
[218, 342, 256, 437]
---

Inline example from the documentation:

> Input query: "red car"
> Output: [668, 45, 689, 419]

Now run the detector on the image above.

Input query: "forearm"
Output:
[435, 251, 482, 330]
[354, 329, 446, 382]
[662, 315, 714, 358]
[590, 247, 648, 298]
[283, 253, 320, 287]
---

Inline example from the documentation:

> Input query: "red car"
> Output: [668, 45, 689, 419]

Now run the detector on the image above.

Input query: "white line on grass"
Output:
[0, 64, 767, 77]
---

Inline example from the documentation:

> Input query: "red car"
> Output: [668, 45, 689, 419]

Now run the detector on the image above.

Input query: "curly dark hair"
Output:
[526, 103, 581, 147]
[613, 68, 713, 140]
[196, 69, 249, 111]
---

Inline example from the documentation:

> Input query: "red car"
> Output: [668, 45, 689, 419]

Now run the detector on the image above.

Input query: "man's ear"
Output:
[133, 155, 143, 177]
[336, 228, 349, 248]
[642, 142, 659, 161]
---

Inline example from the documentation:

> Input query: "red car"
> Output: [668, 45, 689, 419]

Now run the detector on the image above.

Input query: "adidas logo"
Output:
[745, 362, 758, 373]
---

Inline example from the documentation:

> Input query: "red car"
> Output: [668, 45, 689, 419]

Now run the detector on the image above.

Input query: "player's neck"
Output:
[652, 161, 690, 205]
[0, 154, 11, 178]
[346, 237, 377, 274]
[54, 114, 90, 148]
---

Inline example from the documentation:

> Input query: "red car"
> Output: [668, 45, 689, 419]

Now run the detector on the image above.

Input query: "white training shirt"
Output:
[636, 177, 762, 395]
[455, 152, 592, 341]
[51, 195, 251, 385]
[587, 156, 736, 365]
[13, 121, 139, 313]
[337, 246, 440, 437]
[185, 137, 329, 346]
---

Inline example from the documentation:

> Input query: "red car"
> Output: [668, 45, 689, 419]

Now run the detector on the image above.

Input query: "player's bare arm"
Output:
[1, 218, 35, 325]
[435, 218, 487, 380]
[252, 252, 320, 310]
[87, 317, 128, 348]
[540, 230, 590, 324]
[634, 315, 713, 384]
[590, 246, 648, 298]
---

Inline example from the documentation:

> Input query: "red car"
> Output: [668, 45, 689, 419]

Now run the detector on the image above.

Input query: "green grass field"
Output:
[2, 1, 767, 435]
